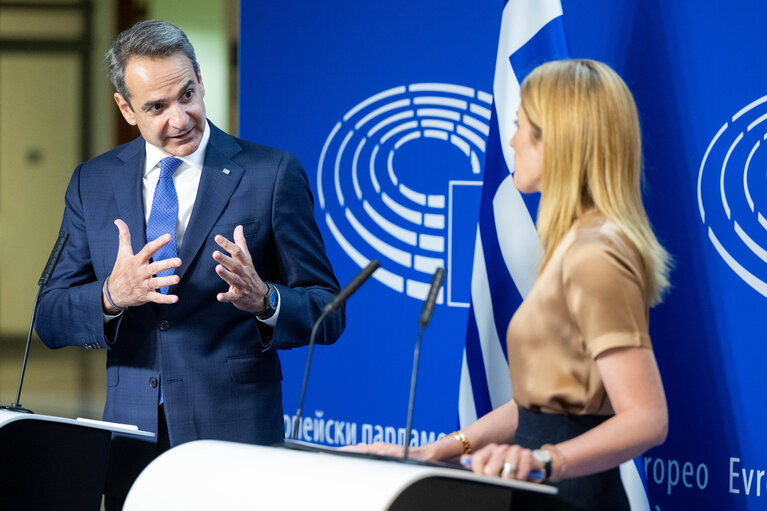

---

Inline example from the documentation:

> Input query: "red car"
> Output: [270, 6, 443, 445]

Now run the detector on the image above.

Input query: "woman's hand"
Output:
[340, 442, 403, 456]
[465, 443, 545, 482]
[340, 442, 433, 460]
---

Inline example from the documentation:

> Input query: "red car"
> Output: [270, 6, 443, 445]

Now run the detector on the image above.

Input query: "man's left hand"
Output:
[213, 225, 269, 313]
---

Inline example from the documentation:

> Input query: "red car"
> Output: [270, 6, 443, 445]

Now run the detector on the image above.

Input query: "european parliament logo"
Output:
[317, 84, 492, 306]
[698, 94, 767, 298]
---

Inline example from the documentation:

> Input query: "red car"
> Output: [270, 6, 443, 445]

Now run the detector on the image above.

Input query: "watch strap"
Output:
[532, 448, 553, 481]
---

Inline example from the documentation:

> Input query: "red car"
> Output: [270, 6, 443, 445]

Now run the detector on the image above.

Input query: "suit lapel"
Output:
[174, 125, 244, 285]
[112, 138, 147, 254]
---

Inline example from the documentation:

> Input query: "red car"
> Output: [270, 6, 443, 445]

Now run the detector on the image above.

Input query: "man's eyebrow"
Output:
[177, 80, 195, 97]
[140, 80, 196, 112]
[141, 99, 162, 113]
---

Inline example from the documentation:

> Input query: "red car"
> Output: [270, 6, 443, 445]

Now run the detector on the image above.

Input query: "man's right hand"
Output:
[102, 219, 182, 314]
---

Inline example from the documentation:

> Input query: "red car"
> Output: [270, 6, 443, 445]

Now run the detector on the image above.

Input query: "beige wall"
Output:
[0, 53, 81, 335]
[0, 2, 118, 337]
[92, 1, 119, 157]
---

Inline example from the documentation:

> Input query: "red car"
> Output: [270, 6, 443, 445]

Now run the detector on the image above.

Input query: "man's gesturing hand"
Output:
[102, 219, 181, 314]
[213, 225, 269, 313]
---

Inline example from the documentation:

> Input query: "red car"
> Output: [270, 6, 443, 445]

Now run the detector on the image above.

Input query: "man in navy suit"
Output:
[35, 20, 344, 452]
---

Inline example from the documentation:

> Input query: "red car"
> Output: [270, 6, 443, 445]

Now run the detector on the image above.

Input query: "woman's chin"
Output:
[513, 175, 537, 194]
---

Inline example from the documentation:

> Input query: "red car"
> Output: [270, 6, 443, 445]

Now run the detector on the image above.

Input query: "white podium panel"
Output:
[0, 409, 154, 437]
[124, 440, 557, 511]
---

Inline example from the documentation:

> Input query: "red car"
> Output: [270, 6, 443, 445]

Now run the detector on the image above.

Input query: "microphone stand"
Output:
[3, 231, 69, 413]
[402, 325, 426, 459]
[292, 308, 330, 439]
[1, 287, 44, 413]
[292, 259, 381, 440]
[403, 267, 444, 460]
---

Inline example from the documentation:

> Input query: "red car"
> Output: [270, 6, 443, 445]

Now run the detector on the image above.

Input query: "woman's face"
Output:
[510, 107, 544, 194]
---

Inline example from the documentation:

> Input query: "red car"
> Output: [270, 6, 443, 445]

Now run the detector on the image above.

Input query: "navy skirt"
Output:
[514, 407, 631, 511]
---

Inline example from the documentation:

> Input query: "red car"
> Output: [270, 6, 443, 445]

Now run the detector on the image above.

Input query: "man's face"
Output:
[114, 53, 206, 156]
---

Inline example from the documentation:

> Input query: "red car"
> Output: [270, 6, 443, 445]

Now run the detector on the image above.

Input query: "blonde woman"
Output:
[353, 59, 671, 510]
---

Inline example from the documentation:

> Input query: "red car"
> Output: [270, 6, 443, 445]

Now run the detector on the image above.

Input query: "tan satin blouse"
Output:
[507, 211, 652, 415]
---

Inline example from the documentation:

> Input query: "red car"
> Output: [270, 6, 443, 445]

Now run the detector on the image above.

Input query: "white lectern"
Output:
[0, 410, 154, 510]
[124, 440, 559, 510]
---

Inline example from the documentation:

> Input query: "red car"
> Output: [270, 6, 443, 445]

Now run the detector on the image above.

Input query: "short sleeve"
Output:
[562, 235, 651, 359]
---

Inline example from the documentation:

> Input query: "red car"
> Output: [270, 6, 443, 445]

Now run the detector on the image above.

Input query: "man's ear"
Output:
[196, 67, 205, 98]
[114, 92, 137, 125]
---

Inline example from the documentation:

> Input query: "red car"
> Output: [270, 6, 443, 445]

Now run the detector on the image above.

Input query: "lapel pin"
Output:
[222, 168, 231, 175]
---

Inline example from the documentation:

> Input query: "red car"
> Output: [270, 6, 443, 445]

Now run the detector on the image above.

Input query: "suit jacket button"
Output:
[149, 377, 158, 388]
[158, 320, 170, 331]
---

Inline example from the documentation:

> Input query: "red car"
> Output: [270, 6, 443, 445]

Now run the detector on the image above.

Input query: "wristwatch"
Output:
[532, 449, 552, 481]
[255, 283, 279, 320]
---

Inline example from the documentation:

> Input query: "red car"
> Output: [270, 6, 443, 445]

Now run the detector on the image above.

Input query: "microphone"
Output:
[38, 231, 69, 287]
[292, 259, 380, 439]
[418, 267, 445, 328]
[322, 259, 380, 314]
[3, 231, 69, 413]
[403, 267, 444, 460]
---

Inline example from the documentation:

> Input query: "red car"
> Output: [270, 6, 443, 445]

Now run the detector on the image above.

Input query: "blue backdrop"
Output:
[240, 2, 767, 509]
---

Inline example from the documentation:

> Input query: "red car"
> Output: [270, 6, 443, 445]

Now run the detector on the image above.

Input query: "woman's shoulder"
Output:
[563, 211, 645, 284]
[568, 211, 637, 255]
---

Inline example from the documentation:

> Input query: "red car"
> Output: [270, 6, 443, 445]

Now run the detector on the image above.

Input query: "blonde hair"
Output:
[520, 59, 671, 305]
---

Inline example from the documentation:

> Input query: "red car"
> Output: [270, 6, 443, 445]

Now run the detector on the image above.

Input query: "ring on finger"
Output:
[501, 461, 517, 477]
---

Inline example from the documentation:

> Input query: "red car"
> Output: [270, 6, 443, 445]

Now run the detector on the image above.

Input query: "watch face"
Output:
[267, 285, 279, 310]
[533, 449, 552, 463]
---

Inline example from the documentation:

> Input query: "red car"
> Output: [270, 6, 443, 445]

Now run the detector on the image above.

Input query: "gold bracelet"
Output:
[451, 431, 472, 454]
[541, 444, 567, 482]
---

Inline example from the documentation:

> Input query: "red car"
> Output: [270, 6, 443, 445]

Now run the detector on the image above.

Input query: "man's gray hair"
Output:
[105, 20, 199, 104]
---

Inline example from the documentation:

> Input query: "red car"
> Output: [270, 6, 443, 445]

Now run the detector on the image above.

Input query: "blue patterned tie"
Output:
[146, 157, 182, 294]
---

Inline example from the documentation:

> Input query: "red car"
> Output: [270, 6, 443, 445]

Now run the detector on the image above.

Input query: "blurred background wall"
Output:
[0, 0, 238, 419]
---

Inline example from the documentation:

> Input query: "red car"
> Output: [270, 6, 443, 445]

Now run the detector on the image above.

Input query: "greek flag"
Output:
[458, 0, 567, 430]
[458, 1, 651, 509]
